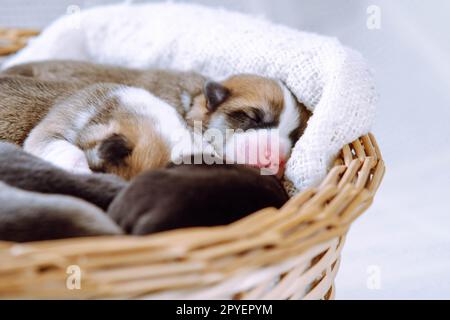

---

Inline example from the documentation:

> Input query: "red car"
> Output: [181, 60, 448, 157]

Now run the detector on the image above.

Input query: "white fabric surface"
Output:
[3, 2, 377, 194]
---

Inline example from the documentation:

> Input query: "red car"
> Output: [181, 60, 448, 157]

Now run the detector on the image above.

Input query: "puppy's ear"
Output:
[98, 134, 133, 166]
[204, 81, 230, 112]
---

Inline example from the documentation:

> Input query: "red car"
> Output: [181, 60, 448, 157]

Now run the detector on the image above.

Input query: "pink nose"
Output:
[251, 140, 287, 178]
[227, 133, 289, 177]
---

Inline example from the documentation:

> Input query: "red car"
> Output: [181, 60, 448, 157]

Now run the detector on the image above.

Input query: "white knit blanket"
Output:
[3, 3, 377, 195]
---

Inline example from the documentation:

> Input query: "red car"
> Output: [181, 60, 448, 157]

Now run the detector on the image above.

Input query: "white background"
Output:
[1, 0, 449, 299]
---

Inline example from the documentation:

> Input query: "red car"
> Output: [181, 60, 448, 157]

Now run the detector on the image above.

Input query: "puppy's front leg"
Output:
[39, 140, 91, 174]
[24, 130, 91, 175]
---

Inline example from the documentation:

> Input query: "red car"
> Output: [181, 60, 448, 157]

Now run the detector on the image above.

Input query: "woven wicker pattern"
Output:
[0, 28, 39, 56]
[0, 133, 384, 299]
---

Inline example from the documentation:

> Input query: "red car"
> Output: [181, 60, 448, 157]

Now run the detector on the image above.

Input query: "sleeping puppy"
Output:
[0, 142, 124, 242]
[24, 82, 197, 179]
[0, 142, 127, 211]
[0, 77, 200, 179]
[107, 162, 289, 235]
[0, 143, 287, 241]
[2, 60, 311, 175]
[0, 182, 122, 242]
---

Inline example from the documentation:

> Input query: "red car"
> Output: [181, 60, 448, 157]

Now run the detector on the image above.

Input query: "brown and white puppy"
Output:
[187, 74, 311, 175]
[23, 83, 190, 179]
[0, 77, 196, 179]
[1, 61, 311, 177]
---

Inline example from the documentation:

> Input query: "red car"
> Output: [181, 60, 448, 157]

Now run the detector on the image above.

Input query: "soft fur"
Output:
[0, 182, 122, 242]
[0, 142, 288, 241]
[2, 60, 206, 118]
[107, 162, 289, 235]
[0, 142, 127, 210]
[0, 76, 81, 145]
[3, 60, 309, 145]
[23, 83, 179, 179]
[2, 60, 310, 177]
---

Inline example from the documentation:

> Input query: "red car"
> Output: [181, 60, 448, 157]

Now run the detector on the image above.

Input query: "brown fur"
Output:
[91, 118, 171, 180]
[25, 83, 171, 180]
[0, 76, 81, 145]
[108, 162, 289, 235]
[2, 60, 310, 143]
[0, 142, 125, 242]
[2, 60, 206, 116]
[0, 141, 127, 211]
[0, 182, 122, 242]
[0, 61, 310, 179]
[187, 75, 286, 130]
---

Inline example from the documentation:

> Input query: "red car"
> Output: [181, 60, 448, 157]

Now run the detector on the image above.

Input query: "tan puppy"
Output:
[25, 83, 180, 179]
[1, 61, 311, 177]
[0, 77, 190, 179]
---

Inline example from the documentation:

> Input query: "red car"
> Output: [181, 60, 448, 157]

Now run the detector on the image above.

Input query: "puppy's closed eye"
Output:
[227, 109, 277, 131]
[229, 110, 262, 123]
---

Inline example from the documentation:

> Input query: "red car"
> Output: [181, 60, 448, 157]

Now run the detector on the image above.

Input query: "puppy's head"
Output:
[187, 75, 310, 176]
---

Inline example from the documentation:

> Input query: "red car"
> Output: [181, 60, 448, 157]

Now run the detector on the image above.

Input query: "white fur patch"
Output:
[64, 107, 97, 142]
[180, 91, 192, 113]
[113, 86, 203, 161]
[277, 81, 300, 149]
[84, 145, 103, 168]
[73, 107, 96, 131]
[208, 114, 227, 132]
[36, 140, 92, 174]
[114, 86, 187, 139]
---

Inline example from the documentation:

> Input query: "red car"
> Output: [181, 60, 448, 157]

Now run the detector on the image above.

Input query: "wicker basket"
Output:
[0, 133, 384, 299]
[0, 28, 39, 56]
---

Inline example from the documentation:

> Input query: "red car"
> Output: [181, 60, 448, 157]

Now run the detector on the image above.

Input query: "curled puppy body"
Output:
[23, 82, 189, 178]
[107, 163, 289, 235]
[0, 182, 122, 242]
[0, 77, 199, 179]
[0, 142, 127, 210]
[3, 60, 311, 174]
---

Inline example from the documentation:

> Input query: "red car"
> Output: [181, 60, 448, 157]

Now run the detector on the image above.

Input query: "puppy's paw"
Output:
[35, 140, 92, 175]
[67, 154, 92, 175]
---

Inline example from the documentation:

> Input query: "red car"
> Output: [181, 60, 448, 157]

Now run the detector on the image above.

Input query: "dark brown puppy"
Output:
[0, 182, 123, 242]
[0, 142, 127, 210]
[107, 163, 289, 235]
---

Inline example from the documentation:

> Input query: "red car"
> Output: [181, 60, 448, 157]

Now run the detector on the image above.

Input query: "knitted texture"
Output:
[3, 3, 377, 195]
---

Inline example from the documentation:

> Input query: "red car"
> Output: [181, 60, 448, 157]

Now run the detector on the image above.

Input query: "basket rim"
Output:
[0, 133, 385, 299]
[0, 28, 39, 56]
